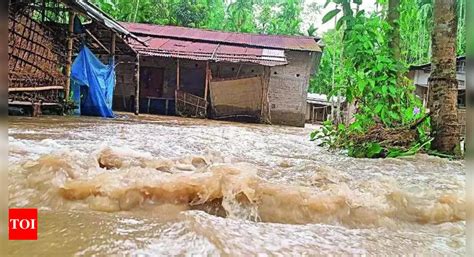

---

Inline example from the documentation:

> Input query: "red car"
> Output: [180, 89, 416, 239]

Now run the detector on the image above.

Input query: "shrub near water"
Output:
[310, 14, 431, 158]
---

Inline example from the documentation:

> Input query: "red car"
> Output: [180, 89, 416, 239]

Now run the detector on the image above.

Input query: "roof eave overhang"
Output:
[63, 0, 146, 46]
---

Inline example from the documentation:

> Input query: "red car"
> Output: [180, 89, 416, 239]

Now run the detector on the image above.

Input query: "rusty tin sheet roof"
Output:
[121, 22, 321, 52]
[131, 36, 288, 66]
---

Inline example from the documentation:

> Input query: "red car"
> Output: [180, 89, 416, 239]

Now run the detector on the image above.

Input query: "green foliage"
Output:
[310, 120, 339, 146]
[334, 15, 421, 128]
[308, 29, 344, 94]
[174, 0, 208, 27]
[310, 1, 431, 158]
[271, 0, 303, 35]
[456, 0, 466, 56]
[92, 0, 305, 35]
[306, 24, 317, 37]
[312, 0, 466, 97]
[256, 0, 304, 35]
[399, 0, 465, 65]
[199, 0, 226, 30]
[309, 0, 465, 158]
[92, 0, 183, 24]
[322, 9, 340, 23]
[225, 0, 257, 32]
[399, 0, 433, 65]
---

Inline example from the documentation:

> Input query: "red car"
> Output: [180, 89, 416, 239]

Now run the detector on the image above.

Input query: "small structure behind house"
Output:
[305, 93, 347, 124]
[306, 93, 330, 123]
[408, 56, 466, 135]
[115, 23, 323, 127]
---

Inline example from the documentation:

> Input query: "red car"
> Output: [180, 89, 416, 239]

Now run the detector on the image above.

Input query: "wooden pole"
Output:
[85, 29, 110, 54]
[175, 59, 181, 115]
[176, 59, 180, 91]
[204, 61, 210, 101]
[110, 33, 116, 63]
[134, 54, 140, 115]
[109, 32, 118, 109]
[65, 11, 75, 102]
[260, 66, 271, 123]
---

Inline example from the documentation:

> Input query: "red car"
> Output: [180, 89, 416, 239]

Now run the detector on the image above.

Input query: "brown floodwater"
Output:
[8, 114, 465, 256]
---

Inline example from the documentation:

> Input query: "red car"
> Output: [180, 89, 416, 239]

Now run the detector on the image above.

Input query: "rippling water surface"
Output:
[8, 114, 465, 256]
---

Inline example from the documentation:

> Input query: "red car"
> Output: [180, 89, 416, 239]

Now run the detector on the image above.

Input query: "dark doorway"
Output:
[180, 67, 205, 97]
[139, 67, 174, 115]
[140, 67, 164, 98]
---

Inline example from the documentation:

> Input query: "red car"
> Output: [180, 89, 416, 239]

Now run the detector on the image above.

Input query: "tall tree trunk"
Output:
[336, 1, 353, 126]
[387, 0, 402, 84]
[428, 0, 460, 154]
[387, 0, 401, 61]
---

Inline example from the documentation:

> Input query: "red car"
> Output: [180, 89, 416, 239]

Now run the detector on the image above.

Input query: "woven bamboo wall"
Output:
[8, 5, 66, 103]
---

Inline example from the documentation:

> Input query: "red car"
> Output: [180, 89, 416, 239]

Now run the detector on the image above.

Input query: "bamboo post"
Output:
[175, 90, 178, 115]
[176, 59, 180, 91]
[175, 59, 181, 115]
[110, 32, 117, 109]
[85, 29, 110, 54]
[134, 54, 140, 115]
[65, 11, 75, 102]
[260, 66, 271, 123]
[204, 61, 210, 102]
[110, 33, 116, 63]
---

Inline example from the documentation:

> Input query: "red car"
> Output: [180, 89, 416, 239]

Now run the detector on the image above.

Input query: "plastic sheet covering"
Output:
[71, 46, 115, 118]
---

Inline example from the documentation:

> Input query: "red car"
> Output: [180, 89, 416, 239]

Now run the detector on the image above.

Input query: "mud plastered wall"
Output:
[209, 76, 263, 118]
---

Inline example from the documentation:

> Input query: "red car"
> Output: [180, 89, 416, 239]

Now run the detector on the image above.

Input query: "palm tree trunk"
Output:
[428, 0, 460, 154]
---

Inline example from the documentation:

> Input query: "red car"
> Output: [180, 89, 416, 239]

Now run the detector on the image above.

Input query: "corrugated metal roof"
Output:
[307, 93, 345, 105]
[130, 36, 288, 66]
[121, 22, 321, 52]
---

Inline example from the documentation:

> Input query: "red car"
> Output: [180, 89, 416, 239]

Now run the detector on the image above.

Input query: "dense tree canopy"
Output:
[310, 0, 466, 94]
[310, 0, 465, 157]
[92, 0, 308, 35]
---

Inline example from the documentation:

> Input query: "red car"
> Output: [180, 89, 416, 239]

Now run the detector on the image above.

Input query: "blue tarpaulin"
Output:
[71, 46, 115, 118]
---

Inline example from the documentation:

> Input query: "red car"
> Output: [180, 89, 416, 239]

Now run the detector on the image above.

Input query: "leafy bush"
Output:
[310, 13, 431, 158]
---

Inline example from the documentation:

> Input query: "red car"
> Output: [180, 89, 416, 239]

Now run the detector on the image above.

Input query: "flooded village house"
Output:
[114, 23, 322, 127]
[8, 0, 141, 115]
[8, 1, 322, 127]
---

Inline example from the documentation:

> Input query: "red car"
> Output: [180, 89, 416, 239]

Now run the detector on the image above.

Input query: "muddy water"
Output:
[8, 114, 465, 256]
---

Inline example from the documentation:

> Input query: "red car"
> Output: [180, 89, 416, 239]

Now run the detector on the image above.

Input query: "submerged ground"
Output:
[8, 114, 465, 255]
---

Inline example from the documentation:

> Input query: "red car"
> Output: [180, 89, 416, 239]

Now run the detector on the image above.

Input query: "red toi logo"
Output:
[9, 208, 38, 240]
